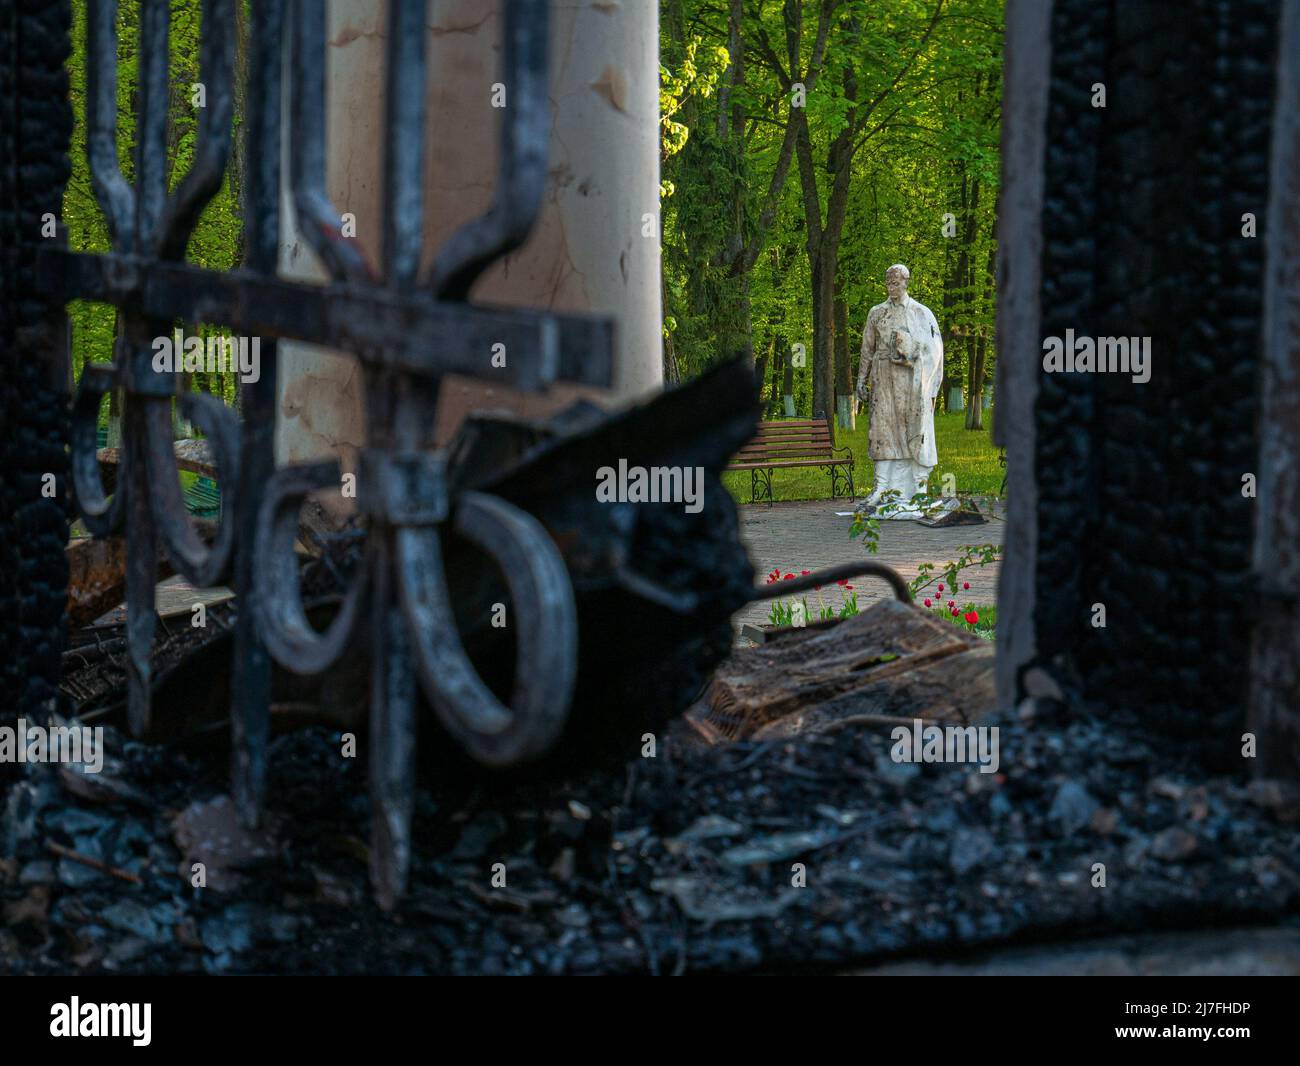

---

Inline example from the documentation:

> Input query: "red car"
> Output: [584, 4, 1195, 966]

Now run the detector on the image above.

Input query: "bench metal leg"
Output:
[823, 462, 853, 499]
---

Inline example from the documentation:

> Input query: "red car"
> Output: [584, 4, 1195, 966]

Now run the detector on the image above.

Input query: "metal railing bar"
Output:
[230, 0, 286, 829]
[289, 0, 374, 283]
[39, 249, 610, 389]
[85, 0, 134, 250]
[134, 0, 169, 253]
[158, 0, 236, 260]
[383, 0, 427, 292]
[429, 0, 549, 300]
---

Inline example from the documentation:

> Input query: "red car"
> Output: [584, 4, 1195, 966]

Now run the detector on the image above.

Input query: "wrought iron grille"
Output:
[34, 0, 615, 908]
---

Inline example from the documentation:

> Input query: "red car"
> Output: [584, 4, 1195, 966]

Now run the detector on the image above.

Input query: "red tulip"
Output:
[964, 611, 979, 624]
[783, 574, 794, 581]
[801, 570, 810, 576]
[937, 583, 944, 593]
[962, 581, 970, 590]
[947, 600, 955, 607]
[923, 599, 931, 607]
[950, 607, 958, 616]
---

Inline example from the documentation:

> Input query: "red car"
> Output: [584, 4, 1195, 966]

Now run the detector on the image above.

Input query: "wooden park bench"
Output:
[727, 418, 855, 505]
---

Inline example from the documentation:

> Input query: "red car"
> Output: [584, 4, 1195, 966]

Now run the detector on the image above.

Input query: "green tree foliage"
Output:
[660, 0, 1002, 425]
[60, 1, 999, 433]
[63, 0, 245, 423]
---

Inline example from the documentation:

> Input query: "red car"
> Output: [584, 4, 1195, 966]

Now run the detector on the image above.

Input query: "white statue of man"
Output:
[854, 264, 944, 517]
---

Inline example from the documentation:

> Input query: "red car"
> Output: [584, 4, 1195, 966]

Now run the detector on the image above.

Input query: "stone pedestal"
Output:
[856, 459, 943, 520]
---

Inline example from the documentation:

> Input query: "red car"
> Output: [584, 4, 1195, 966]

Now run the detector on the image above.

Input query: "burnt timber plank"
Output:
[1248, 0, 1300, 780]
[687, 600, 994, 742]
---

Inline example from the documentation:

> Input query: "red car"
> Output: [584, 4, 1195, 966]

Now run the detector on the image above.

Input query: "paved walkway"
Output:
[129, 499, 1004, 632]
[734, 498, 1004, 628]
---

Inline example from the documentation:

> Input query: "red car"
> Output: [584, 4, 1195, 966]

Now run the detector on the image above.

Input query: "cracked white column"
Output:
[273, 0, 381, 470]
[274, 0, 663, 468]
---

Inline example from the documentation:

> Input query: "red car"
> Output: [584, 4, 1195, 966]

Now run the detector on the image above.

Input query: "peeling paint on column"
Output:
[424, 0, 663, 440]
[275, 0, 662, 460]
[590, 65, 629, 112]
[273, 0, 384, 478]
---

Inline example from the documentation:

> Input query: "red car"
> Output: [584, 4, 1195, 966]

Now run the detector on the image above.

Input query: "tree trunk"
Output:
[661, 265, 679, 385]
[810, 248, 835, 421]
[769, 339, 781, 412]
[833, 290, 854, 429]
[965, 212, 997, 430]
[782, 337, 795, 416]
[941, 166, 964, 412]
[965, 330, 985, 430]
[738, 279, 754, 369]
[106, 311, 124, 447]
[754, 335, 770, 404]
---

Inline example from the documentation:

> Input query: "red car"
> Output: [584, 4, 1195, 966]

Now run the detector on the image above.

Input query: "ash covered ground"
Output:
[3, 691, 1298, 975]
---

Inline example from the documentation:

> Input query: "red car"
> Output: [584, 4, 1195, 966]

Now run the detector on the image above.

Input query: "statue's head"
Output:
[885, 264, 910, 302]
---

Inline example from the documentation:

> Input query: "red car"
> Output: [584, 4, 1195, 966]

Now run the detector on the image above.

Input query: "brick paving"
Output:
[734, 498, 1004, 628]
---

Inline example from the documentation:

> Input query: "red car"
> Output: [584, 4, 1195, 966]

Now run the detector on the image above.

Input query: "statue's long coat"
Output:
[857, 294, 944, 468]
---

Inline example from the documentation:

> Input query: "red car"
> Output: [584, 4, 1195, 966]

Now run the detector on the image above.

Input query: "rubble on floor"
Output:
[3, 694, 1298, 974]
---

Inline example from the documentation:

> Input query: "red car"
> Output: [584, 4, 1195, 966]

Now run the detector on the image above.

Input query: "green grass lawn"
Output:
[723, 411, 1003, 505]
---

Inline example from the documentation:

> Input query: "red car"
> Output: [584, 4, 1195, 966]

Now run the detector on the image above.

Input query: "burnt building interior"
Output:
[0, 0, 1298, 977]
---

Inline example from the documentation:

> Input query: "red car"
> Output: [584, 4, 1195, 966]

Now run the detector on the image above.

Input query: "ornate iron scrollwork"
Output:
[70, 0, 242, 737]
[41, 0, 615, 908]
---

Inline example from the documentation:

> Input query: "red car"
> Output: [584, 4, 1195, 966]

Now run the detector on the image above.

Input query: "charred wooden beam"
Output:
[1248, 0, 1300, 781]
[65, 518, 217, 629]
[437, 358, 762, 766]
[96, 437, 218, 495]
[687, 600, 995, 744]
